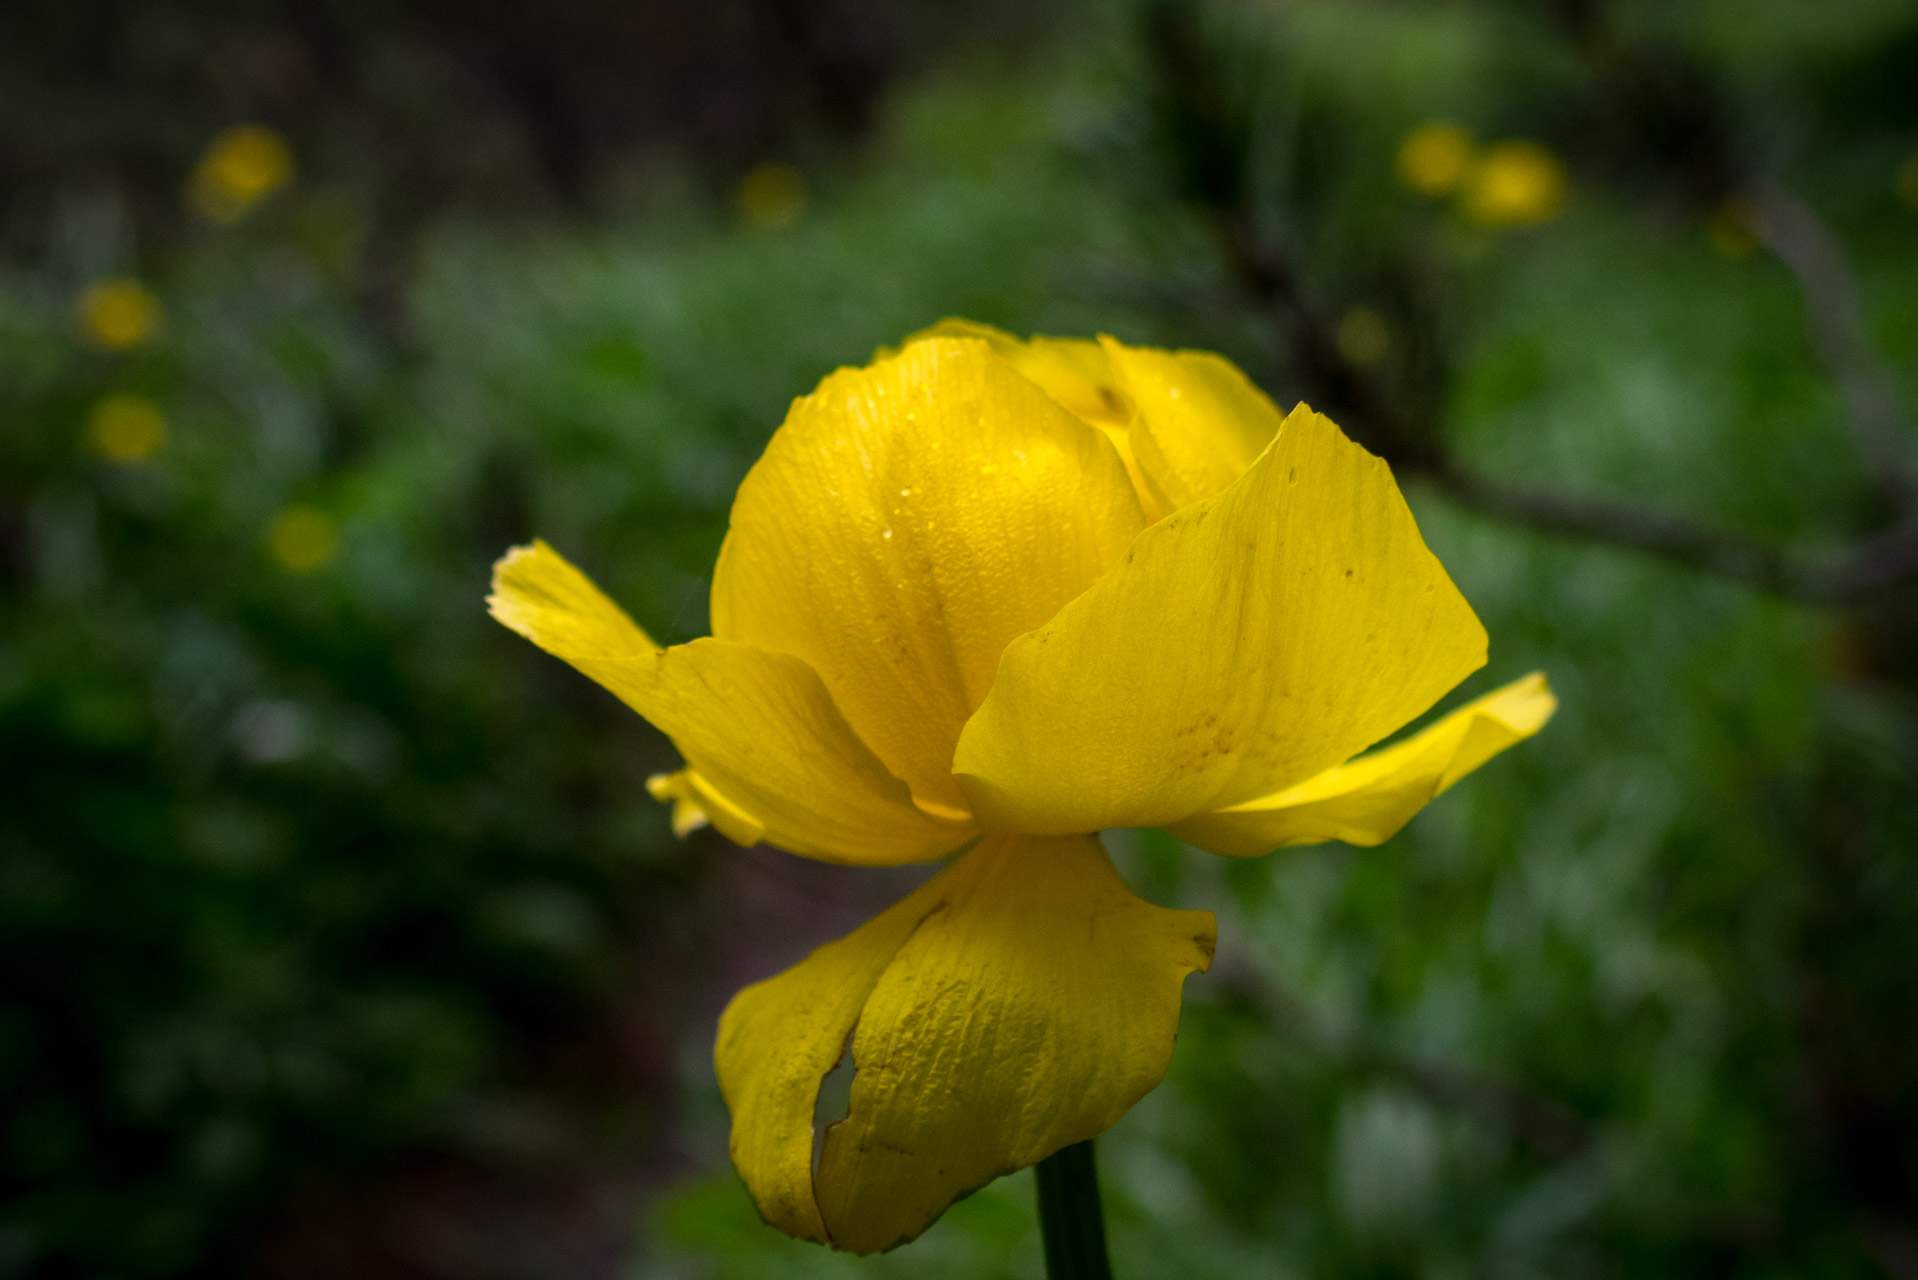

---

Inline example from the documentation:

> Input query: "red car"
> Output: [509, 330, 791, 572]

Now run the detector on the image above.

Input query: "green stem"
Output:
[1035, 1140, 1113, 1280]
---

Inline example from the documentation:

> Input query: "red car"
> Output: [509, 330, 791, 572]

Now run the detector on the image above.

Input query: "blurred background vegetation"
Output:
[3, 0, 1917, 1276]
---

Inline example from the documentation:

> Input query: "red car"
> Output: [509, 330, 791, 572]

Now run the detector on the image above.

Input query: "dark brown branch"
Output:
[1425, 463, 1799, 593]
[1426, 467, 1918, 604]
[1218, 210, 1442, 471]
[1213, 212, 1918, 607]
[1750, 184, 1918, 514]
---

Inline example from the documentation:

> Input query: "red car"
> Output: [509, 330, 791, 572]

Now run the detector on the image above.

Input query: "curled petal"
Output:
[491, 542, 965, 864]
[954, 406, 1488, 834]
[716, 834, 1215, 1254]
[711, 338, 1145, 815]
[1100, 336, 1285, 513]
[1168, 671, 1557, 856]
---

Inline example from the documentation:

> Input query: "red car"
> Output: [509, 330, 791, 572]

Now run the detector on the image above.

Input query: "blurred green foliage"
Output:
[2, 0, 1917, 1277]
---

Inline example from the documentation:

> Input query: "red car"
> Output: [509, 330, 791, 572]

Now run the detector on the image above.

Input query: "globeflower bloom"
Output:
[489, 321, 1554, 1253]
[1461, 140, 1567, 227]
[187, 123, 295, 223]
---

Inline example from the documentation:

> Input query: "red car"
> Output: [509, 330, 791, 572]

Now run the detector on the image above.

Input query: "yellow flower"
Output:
[267, 506, 337, 572]
[87, 393, 168, 462]
[1460, 140, 1567, 227]
[488, 321, 1555, 1253]
[1707, 196, 1761, 257]
[1336, 305, 1393, 368]
[1896, 151, 1918, 212]
[187, 124, 295, 223]
[76, 279, 162, 351]
[737, 161, 807, 231]
[1398, 121, 1475, 196]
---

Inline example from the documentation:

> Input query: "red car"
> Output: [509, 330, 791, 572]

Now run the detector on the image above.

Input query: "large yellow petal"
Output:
[1168, 671, 1557, 856]
[953, 406, 1488, 835]
[717, 833, 1214, 1254]
[491, 542, 966, 864]
[1102, 336, 1286, 513]
[710, 338, 1146, 817]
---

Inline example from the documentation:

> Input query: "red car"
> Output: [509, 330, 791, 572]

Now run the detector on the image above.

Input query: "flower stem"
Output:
[1035, 1140, 1113, 1280]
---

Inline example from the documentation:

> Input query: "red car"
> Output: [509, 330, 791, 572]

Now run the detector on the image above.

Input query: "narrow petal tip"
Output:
[1491, 669, 1558, 733]
[1167, 668, 1559, 856]
[487, 538, 658, 657]
[647, 770, 712, 837]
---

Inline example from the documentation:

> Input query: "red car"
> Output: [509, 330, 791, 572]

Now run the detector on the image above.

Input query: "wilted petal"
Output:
[491, 541, 965, 864]
[713, 871, 938, 1245]
[954, 406, 1487, 834]
[716, 833, 1215, 1254]
[1168, 671, 1557, 855]
[711, 338, 1146, 817]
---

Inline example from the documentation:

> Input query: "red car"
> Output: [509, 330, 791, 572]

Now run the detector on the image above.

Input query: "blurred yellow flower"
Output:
[1707, 196, 1761, 257]
[737, 161, 806, 231]
[1897, 151, 1918, 212]
[1461, 140, 1567, 227]
[268, 506, 337, 572]
[76, 279, 162, 350]
[87, 393, 168, 463]
[489, 320, 1555, 1254]
[1336, 305, 1392, 368]
[187, 124, 295, 223]
[1397, 121, 1474, 196]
